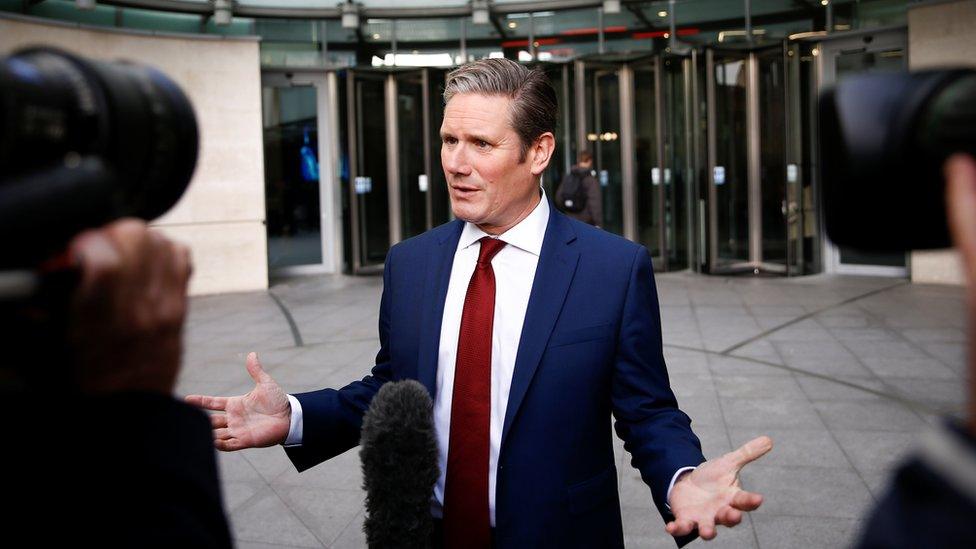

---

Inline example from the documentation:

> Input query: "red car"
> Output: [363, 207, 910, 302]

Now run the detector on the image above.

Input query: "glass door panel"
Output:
[586, 66, 624, 236]
[758, 46, 789, 269]
[262, 85, 322, 269]
[785, 41, 808, 276]
[539, 63, 572, 199]
[710, 50, 750, 270]
[350, 73, 390, 272]
[397, 73, 427, 240]
[633, 61, 661, 257]
[427, 68, 451, 228]
[663, 55, 692, 270]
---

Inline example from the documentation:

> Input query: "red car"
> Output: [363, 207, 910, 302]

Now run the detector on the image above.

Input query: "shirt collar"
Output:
[457, 188, 550, 257]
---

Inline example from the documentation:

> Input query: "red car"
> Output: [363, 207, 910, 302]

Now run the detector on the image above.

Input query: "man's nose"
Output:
[443, 143, 472, 177]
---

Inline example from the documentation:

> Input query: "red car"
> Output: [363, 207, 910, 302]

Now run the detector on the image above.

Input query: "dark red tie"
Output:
[443, 236, 507, 549]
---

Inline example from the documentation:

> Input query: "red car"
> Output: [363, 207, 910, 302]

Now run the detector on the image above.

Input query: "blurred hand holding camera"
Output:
[945, 153, 976, 435]
[947, 154, 976, 290]
[67, 218, 191, 395]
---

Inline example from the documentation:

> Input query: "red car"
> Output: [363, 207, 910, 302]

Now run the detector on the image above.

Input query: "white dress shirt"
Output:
[284, 189, 693, 524]
[429, 190, 550, 525]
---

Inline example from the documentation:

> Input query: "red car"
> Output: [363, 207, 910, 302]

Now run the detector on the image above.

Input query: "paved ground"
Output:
[179, 271, 967, 548]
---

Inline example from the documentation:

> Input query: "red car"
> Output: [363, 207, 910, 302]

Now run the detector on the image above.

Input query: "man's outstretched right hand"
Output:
[185, 352, 291, 451]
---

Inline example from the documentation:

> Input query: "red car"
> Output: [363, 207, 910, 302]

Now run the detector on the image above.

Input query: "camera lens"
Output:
[0, 47, 198, 219]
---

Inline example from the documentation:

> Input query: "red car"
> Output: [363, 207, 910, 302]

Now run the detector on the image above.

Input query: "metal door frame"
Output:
[813, 27, 909, 277]
[657, 52, 698, 272]
[260, 69, 343, 277]
[785, 40, 805, 276]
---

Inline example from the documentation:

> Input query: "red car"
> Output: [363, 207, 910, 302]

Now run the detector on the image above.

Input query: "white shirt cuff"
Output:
[666, 466, 697, 510]
[283, 394, 303, 447]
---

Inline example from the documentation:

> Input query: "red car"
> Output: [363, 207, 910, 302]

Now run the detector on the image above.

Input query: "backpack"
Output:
[557, 170, 588, 213]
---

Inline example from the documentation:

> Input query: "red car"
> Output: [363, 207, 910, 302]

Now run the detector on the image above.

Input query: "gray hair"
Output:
[443, 58, 557, 162]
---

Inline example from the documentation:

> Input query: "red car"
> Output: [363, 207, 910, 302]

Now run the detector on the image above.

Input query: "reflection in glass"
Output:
[428, 70, 451, 227]
[633, 63, 660, 255]
[398, 76, 427, 240]
[713, 54, 749, 265]
[354, 76, 391, 267]
[663, 56, 690, 269]
[263, 85, 322, 269]
[759, 47, 788, 266]
[541, 64, 570, 199]
[586, 67, 624, 236]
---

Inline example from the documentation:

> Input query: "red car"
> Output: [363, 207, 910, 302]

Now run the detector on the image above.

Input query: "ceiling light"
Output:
[341, 1, 360, 29]
[372, 33, 381, 40]
[658, 11, 668, 18]
[472, 0, 491, 25]
[75, 0, 96, 9]
[214, 0, 232, 26]
[603, 0, 621, 15]
[508, 21, 517, 29]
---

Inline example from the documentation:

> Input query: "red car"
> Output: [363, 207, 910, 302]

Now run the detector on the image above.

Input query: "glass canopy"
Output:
[0, 0, 909, 69]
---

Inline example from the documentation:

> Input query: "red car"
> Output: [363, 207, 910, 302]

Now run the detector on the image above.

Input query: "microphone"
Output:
[360, 380, 439, 548]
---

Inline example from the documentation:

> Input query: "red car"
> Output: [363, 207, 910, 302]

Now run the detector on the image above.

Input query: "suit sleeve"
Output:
[611, 247, 705, 529]
[284, 246, 397, 471]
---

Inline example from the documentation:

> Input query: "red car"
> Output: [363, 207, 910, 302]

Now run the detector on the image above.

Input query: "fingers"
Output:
[245, 352, 272, 384]
[69, 229, 123, 295]
[717, 507, 742, 527]
[731, 489, 764, 511]
[184, 394, 228, 411]
[665, 518, 696, 537]
[729, 435, 774, 470]
[210, 414, 228, 429]
[669, 505, 747, 540]
[697, 518, 717, 540]
[214, 438, 245, 452]
[946, 154, 976, 282]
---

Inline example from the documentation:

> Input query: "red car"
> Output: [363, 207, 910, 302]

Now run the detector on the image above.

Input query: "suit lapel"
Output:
[415, 220, 464, 397]
[501, 209, 579, 447]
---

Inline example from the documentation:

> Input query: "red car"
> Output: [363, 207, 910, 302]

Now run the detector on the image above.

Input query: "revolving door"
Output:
[705, 44, 802, 275]
[345, 68, 449, 274]
[575, 53, 697, 271]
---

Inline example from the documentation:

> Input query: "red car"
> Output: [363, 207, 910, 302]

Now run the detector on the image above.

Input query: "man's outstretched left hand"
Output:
[666, 435, 773, 540]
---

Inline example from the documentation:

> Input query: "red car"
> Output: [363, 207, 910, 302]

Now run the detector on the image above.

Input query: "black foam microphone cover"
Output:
[360, 380, 439, 549]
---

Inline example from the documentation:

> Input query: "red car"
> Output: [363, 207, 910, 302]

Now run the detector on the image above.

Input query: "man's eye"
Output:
[443, 137, 457, 145]
[476, 140, 490, 149]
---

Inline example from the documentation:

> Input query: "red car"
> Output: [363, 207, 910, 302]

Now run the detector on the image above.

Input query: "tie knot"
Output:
[476, 237, 506, 266]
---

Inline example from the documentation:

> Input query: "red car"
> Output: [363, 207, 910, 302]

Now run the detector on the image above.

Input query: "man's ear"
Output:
[529, 132, 556, 176]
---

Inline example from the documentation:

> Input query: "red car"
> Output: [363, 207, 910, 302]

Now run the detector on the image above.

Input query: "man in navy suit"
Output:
[188, 59, 771, 547]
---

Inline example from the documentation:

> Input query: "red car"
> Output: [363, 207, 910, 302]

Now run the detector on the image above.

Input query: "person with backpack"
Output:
[555, 150, 603, 227]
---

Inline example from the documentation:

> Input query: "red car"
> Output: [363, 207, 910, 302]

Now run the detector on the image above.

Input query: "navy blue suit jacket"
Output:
[286, 202, 705, 547]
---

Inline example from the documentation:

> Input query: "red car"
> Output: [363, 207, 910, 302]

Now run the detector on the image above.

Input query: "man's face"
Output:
[440, 93, 545, 234]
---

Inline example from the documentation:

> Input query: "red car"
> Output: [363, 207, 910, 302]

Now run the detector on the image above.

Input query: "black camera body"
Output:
[0, 47, 199, 269]
[820, 69, 976, 252]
